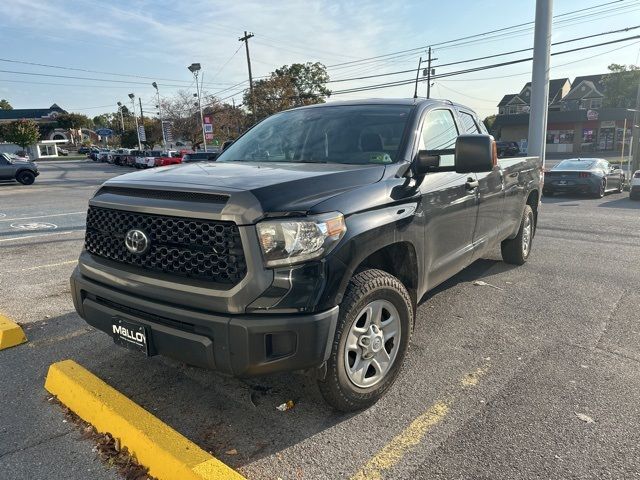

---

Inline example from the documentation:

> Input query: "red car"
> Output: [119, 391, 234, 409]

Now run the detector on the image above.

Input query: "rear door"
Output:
[418, 108, 478, 288]
[457, 110, 504, 255]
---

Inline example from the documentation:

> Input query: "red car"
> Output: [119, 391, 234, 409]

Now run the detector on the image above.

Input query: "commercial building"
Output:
[494, 74, 635, 155]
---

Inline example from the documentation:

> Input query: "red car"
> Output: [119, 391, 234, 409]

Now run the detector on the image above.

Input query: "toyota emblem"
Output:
[124, 229, 150, 254]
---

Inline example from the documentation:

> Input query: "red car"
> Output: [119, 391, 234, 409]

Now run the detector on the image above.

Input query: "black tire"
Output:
[501, 205, 534, 265]
[617, 176, 624, 193]
[318, 269, 413, 412]
[594, 179, 606, 198]
[16, 170, 35, 185]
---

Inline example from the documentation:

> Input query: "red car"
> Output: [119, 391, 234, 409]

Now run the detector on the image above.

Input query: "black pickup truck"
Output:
[71, 99, 542, 411]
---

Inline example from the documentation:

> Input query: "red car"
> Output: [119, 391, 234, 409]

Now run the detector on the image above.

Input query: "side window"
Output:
[459, 111, 481, 134]
[419, 109, 459, 167]
[0, 154, 9, 165]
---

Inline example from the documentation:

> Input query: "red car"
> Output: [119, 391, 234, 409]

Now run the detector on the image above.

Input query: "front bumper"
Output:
[70, 267, 339, 377]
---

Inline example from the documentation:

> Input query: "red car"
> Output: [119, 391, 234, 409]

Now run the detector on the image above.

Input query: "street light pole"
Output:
[116, 101, 125, 133]
[188, 63, 207, 152]
[152, 82, 167, 151]
[128, 93, 142, 151]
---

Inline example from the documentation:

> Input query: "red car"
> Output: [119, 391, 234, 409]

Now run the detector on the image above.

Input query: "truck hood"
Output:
[102, 161, 386, 222]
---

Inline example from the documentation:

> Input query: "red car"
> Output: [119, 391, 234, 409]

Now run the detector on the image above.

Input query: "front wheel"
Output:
[501, 205, 534, 265]
[318, 269, 413, 412]
[617, 177, 624, 193]
[16, 170, 35, 185]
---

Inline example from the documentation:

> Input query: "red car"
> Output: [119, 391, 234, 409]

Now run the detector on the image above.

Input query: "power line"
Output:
[328, 25, 640, 84]
[325, 0, 636, 70]
[330, 34, 640, 95]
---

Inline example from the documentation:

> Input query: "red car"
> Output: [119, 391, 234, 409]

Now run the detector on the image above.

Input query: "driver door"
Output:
[418, 108, 478, 289]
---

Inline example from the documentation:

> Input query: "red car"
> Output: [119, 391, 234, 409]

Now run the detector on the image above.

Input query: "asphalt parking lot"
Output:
[1, 160, 640, 479]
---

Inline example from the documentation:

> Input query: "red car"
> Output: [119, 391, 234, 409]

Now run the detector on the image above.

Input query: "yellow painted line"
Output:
[350, 402, 449, 480]
[45, 360, 245, 480]
[0, 313, 27, 350]
[20, 259, 77, 272]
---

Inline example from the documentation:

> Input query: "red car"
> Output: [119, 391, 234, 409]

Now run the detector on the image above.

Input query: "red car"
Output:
[153, 151, 182, 167]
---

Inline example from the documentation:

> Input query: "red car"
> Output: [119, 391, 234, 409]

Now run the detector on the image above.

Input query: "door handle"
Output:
[465, 178, 479, 190]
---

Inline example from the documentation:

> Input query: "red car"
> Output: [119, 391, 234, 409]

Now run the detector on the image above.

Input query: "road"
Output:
[1, 160, 640, 479]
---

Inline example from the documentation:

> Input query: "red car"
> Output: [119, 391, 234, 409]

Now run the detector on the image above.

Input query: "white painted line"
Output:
[0, 211, 85, 223]
[0, 230, 83, 243]
[10, 222, 58, 231]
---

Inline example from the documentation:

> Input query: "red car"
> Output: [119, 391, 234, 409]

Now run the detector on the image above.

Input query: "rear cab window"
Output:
[458, 111, 481, 134]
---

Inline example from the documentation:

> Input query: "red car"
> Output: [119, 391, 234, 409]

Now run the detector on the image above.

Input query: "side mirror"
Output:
[222, 140, 234, 151]
[455, 134, 496, 174]
[413, 150, 441, 175]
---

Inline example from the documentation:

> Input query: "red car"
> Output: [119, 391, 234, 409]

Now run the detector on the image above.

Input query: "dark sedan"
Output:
[543, 158, 624, 198]
[496, 141, 520, 157]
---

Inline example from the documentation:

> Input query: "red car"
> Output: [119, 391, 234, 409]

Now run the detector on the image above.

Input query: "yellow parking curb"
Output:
[0, 313, 27, 350]
[45, 360, 245, 480]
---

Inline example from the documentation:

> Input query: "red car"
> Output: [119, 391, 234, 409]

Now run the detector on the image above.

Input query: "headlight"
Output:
[257, 212, 346, 267]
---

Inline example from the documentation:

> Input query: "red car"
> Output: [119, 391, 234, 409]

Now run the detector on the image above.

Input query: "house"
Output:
[0, 103, 96, 144]
[493, 74, 634, 155]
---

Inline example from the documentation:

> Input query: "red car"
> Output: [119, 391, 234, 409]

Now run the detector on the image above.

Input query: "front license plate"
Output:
[111, 318, 149, 355]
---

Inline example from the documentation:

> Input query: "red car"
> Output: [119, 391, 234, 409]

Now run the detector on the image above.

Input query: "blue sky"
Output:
[0, 0, 639, 119]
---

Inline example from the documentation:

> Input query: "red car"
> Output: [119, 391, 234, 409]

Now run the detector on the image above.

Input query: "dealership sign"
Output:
[95, 128, 114, 137]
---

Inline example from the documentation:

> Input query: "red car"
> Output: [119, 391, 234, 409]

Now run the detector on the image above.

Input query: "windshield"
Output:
[554, 160, 596, 170]
[217, 104, 413, 165]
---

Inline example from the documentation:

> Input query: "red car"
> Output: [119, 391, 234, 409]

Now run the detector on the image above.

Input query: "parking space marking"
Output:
[0, 211, 85, 222]
[0, 229, 82, 243]
[45, 360, 246, 480]
[351, 363, 491, 479]
[351, 402, 450, 480]
[0, 313, 27, 350]
[15, 259, 78, 272]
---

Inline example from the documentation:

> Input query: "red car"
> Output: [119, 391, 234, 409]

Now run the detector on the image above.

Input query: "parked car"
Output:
[112, 148, 132, 166]
[182, 151, 219, 163]
[543, 158, 624, 198]
[135, 150, 163, 168]
[78, 146, 91, 155]
[0, 153, 39, 185]
[88, 147, 101, 161]
[630, 170, 640, 200]
[71, 98, 542, 412]
[124, 150, 143, 167]
[496, 141, 520, 157]
[153, 151, 182, 167]
[57, 147, 69, 156]
[96, 149, 111, 162]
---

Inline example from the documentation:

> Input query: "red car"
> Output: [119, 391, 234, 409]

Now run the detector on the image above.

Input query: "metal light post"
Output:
[188, 63, 207, 152]
[128, 93, 142, 151]
[116, 101, 125, 133]
[152, 82, 167, 151]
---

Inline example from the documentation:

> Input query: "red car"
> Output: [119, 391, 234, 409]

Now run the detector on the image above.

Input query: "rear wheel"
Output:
[16, 170, 35, 185]
[594, 179, 606, 198]
[501, 205, 534, 265]
[318, 269, 412, 412]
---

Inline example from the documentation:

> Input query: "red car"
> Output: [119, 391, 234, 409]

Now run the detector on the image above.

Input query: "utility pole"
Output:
[239, 31, 255, 115]
[116, 102, 125, 133]
[527, 0, 553, 168]
[426, 47, 438, 99]
[631, 81, 640, 174]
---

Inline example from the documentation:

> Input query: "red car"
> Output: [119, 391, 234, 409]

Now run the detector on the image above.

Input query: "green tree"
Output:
[120, 129, 140, 149]
[3, 119, 40, 150]
[245, 62, 331, 120]
[56, 113, 93, 130]
[602, 64, 639, 108]
[0, 99, 12, 110]
[483, 115, 497, 135]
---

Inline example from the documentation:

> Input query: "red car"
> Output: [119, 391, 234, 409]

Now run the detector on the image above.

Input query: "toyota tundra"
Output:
[70, 99, 542, 411]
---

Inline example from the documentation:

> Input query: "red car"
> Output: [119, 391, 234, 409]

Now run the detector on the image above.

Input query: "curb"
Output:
[45, 360, 246, 480]
[0, 313, 27, 350]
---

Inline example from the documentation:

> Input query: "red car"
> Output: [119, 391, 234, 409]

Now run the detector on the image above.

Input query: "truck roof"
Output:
[292, 98, 467, 110]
